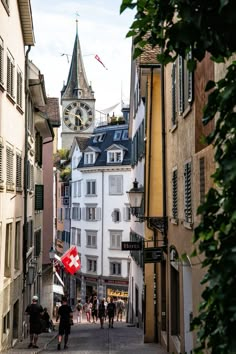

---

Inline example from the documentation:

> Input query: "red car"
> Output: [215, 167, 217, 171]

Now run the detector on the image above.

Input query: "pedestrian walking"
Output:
[25, 295, 44, 349]
[56, 295, 73, 351]
[83, 299, 92, 322]
[107, 297, 116, 328]
[91, 295, 98, 323]
[116, 297, 125, 322]
[76, 299, 83, 323]
[98, 299, 106, 329]
[104, 297, 108, 321]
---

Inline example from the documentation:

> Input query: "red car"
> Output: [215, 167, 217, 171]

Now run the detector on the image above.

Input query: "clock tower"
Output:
[61, 20, 95, 149]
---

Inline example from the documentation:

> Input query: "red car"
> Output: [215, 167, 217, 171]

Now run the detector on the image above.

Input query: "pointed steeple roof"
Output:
[61, 20, 94, 100]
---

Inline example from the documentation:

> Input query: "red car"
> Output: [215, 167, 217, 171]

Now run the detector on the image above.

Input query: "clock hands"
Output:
[66, 111, 83, 124]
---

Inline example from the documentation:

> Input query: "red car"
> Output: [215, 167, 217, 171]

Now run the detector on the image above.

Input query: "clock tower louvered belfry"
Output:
[61, 20, 95, 149]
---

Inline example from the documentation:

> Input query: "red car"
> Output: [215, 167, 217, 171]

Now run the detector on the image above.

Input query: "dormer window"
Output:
[114, 131, 122, 141]
[93, 135, 99, 143]
[122, 130, 128, 140]
[98, 133, 106, 142]
[84, 152, 95, 165]
[107, 150, 123, 163]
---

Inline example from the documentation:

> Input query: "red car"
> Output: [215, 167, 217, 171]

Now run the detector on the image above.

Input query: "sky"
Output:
[30, 0, 134, 116]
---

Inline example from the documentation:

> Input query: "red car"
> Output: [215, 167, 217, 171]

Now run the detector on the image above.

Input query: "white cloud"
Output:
[30, 0, 134, 112]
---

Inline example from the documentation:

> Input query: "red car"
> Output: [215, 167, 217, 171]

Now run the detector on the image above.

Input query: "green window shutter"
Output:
[34, 230, 41, 257]
[35, 184, 44, 211]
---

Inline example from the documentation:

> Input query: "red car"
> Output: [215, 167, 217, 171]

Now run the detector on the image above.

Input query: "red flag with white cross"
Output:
[61, 246, 81, 274]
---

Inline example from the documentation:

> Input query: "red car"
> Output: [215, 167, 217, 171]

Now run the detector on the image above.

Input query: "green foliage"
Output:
[121, 0, 236, 353]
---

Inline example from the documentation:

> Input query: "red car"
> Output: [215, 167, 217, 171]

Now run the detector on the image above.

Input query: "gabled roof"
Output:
[69, 136, 89, 159]
[78, 123, 131, 168]
[84, 146, 101, 153]
[106, 144, 128, 152]
[37, 97, 60, 127]
[18, 0, 35, 45]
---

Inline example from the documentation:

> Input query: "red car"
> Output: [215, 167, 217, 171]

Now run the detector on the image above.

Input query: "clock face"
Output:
[63, 101, 93, 132]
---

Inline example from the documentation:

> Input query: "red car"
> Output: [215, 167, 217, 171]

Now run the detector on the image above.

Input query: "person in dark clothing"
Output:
[41, 307, 53, 332]
[107, 297, 116, 328]
[25, 295, 44, 349]
[91, 296, 98, 323]
[98, 299, 106, 329]
[56, 296, 73, 351]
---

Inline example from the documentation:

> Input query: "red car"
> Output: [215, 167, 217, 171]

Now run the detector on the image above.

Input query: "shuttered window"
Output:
[178, 56, 184, 114]
[6, 145, 14, 190]
[172, 169, 178, 219]
[27, 220, 33, 250]
[16, 152, 22, 191]
[72, 203, 81, 220]
[30, 164, 34, 191]
[0, 38, 4, 85]
[7, 51, 14, 98]
[172, 62, 177, 126]
[5, 223, 12, 277]
[199, 157, 205, 204]
[86, 231, 97, 248]
[16, 68, 23, 107]
[35, 184, 44, 210]
[110, 261, 121, 276]
[35, 132, 43, 166]
[178, 54, 194, 116]
[112, 208, 121, 222]
[34, 229, 41, 257]
[110, 230, 122, 249]
[109, 175, 123, 195]
[14, 221, 21, 270]
[184, 162, 192, 223]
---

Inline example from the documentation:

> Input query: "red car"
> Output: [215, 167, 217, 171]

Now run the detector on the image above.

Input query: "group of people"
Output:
[76, 295, 126, 329]
[25, 294, 126, 351]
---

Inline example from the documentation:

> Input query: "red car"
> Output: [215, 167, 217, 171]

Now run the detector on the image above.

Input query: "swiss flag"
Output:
[61, 246, 81, 275]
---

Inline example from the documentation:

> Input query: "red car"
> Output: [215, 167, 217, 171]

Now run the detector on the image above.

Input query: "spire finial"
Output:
[75, 12, 79, 35]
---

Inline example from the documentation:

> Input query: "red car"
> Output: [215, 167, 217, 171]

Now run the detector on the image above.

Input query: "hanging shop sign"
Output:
[144, 247, 163, 263]
[121, 241, 142, 251]
[107, 288, 128, 298]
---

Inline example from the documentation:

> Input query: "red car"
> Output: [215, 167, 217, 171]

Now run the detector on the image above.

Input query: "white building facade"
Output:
[70, 121, 131, 303]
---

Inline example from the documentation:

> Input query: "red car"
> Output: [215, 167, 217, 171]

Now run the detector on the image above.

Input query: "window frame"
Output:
[109, 175, 123, 195]
[86, 230, 97, 248]
[110, 230, 122, 250]
[107, 150, 123, 163]
[86, 180, 96, 196]
[110, 261, 122, 276]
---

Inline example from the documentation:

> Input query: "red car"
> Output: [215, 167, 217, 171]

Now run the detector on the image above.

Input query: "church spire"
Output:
[61, 20, 94, 100]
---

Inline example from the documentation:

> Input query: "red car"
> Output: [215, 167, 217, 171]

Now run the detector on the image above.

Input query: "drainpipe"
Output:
[23, 46, 31, 287]
[101, 171, 104, 296]
[161, 62, 168, 350]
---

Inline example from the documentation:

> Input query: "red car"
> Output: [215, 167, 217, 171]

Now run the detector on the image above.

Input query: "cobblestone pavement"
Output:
[2, 319, 168, 354]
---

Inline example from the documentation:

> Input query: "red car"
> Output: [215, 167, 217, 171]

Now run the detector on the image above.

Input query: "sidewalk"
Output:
[1, 328, 58, 354]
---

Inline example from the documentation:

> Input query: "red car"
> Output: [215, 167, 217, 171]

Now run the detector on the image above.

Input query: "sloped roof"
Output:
[37, 97, 60, 127]
[78, 123, 131, 168]
[75, 136, 89, 151]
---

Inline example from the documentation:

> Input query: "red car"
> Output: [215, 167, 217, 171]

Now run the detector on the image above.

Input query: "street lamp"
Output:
[126, 180, 167, 235]
[49, 246, 56, 262]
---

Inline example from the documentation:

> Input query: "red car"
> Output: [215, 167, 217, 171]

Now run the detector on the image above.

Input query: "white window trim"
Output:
[107, 150, 123, 163]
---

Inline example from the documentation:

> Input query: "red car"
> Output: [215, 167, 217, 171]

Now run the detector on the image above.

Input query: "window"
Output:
[170, 249, 180, 336]
[199, 157, 205, 204]
[107, 150, 122, 163]
[7, 50, 14, 98]
[112, 209, 121, 222]
[184, 161, 192, 223]
[86, 180, 96, 195]
[16, 68, 23, 107]
[122, 130, 129, 140]
[171, 62, 177, 126]
[84, 152, 94, 164]
[27, 220, 33, 250]
[87, 258, 97, 273]
[110, 261, 121, 276]
[113, 130, 122, 141]
[35, 185, 44, 211]
[172, 169, 178, 219]
[34, 229, 41, 257]
[35, 133, 42, 166]
[110, 230, 122, 249]
[0, 37, 4, 85]
[65, 207, 70, 220]
[6, 145, 14, 190]
[72, 203, 81, 220]
[178, 55, 194, 115]
[3, 311, 10, 335]
[109, 175, 123, 195]
[16, 152, 22, 191]
[123, 205, 131, 221]
[5, 223, 12, 277]
[86, 206, 96, 221]
[98, 133, 105, 142]
[0, 137, 4, 185]
[93, 135, 99, 143]
[14, 221, 21, 270]
[71, 228, 81, 246]
[27, 162, 34, 191]
[73, 180, 81, 197]
[86, 230, 97, 248]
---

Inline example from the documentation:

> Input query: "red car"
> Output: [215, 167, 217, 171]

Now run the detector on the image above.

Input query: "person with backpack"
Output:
[76, 299, 83, 323]
[25, 295, 44, 349]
